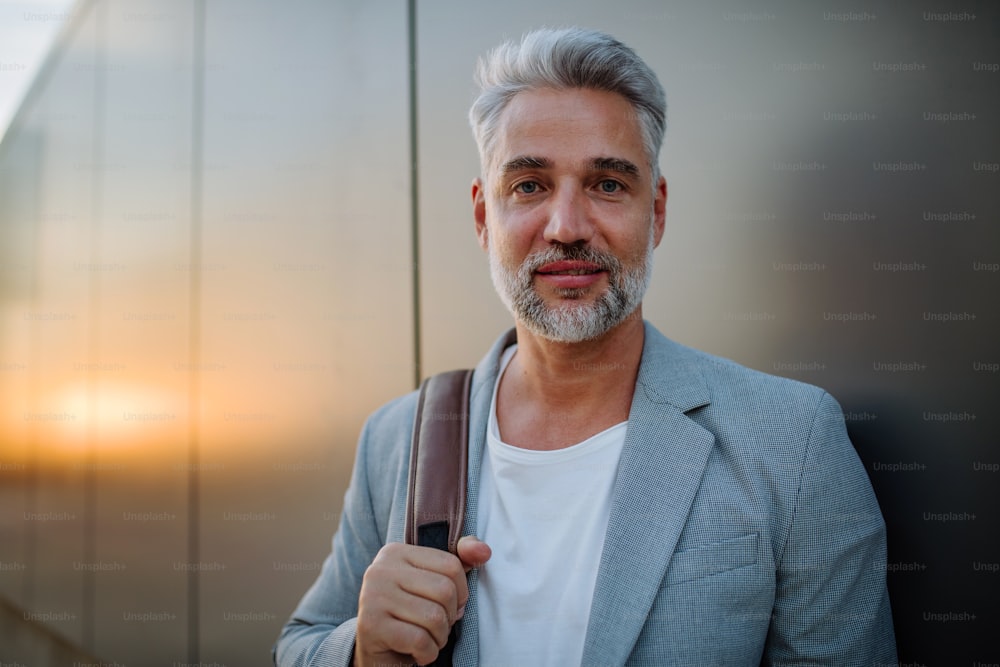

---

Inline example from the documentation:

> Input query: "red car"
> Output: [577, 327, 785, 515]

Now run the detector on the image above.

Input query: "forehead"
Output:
[491, 87, 646, 175]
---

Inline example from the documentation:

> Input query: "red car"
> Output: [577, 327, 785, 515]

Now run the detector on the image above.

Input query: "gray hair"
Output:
[469, 27, 667, 179]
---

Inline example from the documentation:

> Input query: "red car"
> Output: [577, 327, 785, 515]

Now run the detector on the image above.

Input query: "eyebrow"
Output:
[500, 155, 551, 174]
[499, 155, 641, 178]
[590, 157, 640, 177]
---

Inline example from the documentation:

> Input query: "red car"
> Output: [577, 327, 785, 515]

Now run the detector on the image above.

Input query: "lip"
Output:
[535, 260, 607, 289]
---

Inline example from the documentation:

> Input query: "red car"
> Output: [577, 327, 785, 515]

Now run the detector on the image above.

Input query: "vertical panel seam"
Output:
[408, 0, 422, 388]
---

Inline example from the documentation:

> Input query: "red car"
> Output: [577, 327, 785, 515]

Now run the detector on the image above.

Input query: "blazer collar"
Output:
[465, 322, 712, 413]
[634, 321, 712, 412]
[455, 323, 715, 666]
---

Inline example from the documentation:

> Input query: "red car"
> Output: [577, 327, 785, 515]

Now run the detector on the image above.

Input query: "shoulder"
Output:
[364, 388, 420, 431]
[358, 389, 420, 453]
[350, 389, 422, 492]
[343, 389, 422, 542]
[690, 345, 828, 413]
[638, 325, 852, 472]
[640, 323, 833, 421]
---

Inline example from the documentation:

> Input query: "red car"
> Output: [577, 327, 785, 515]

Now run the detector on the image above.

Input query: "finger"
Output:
[375, 545, 467, 629]
[357, 572, 451, 661]
[376, 542, 457, 572]
[390, 542, 471, 591]
[395, 569, 461, 626]
[361, 613, 442, 666]
[385, 591, 453, 649]
[457, 535, 492, 571]
[402, 546, 470, 611]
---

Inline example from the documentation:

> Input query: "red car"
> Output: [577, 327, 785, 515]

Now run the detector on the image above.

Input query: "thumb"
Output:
[456, 535, 492, 571]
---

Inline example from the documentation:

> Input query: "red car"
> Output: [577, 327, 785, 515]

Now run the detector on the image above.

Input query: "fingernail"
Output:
[456, 604, 466, 621]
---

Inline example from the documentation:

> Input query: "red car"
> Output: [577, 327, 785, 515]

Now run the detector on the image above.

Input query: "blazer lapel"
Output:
[582, 324, 715, 666]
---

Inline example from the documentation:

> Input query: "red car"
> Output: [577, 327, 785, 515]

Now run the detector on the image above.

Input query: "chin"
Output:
[550, 288, 590, 300]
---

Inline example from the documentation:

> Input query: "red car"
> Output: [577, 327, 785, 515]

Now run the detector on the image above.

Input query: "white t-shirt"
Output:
[476, 345, 627, 667]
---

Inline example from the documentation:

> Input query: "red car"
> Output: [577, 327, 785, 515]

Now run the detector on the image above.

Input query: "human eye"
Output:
[597, 179, 624, 194]
[513, 180, 541, 195]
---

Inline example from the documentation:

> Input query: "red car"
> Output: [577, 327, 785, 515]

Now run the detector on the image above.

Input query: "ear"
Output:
[472, 177, 488, 251]
[652, 175, 667, 248]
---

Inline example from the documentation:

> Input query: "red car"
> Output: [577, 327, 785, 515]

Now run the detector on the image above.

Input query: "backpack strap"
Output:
[404, 369, 473, 667]
[405, 369, 473, 555]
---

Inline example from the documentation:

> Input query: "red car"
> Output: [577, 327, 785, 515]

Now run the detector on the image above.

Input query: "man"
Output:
[275, 27, 896, 666]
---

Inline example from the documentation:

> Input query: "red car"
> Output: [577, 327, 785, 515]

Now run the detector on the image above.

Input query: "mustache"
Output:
[520, 243, 622, 274]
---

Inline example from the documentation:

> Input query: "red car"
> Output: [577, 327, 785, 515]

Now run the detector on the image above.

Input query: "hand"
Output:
[354, 536, 491, 667]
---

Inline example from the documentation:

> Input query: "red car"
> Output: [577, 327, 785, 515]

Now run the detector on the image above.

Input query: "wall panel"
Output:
[0, 0, 413, 664]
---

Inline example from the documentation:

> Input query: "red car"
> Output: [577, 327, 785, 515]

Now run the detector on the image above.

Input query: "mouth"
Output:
[535, 260, 605, 276]
[534, 260, 607, 289]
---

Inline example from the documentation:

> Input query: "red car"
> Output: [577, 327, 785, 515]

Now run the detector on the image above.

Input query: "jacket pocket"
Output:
[665, 532, 759, 585]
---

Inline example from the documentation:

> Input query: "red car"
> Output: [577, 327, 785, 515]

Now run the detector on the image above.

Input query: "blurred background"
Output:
[0, 0, 996, 665]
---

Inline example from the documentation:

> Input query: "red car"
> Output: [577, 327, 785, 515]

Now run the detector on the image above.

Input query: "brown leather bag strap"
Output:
[404, 369, 473, 555]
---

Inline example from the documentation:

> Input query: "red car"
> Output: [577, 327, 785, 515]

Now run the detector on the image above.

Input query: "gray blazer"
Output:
[275, 322, 897, 666]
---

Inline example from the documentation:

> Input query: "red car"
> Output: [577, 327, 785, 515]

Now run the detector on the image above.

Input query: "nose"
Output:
[542, 182, 595, 246]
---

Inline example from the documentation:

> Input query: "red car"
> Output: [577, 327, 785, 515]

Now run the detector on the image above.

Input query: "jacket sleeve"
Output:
[763, 392, 897, 666]
[273, 404, 407, 667]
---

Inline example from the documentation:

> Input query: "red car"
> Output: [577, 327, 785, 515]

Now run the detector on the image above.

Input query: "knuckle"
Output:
[378, 542, 405, 560]
[360, 563, 385, 590]
[403, 624, 439, 662]
[425, 604, 449, 632]
[442, 557, 464, 579]
[430, 575, 455, 603]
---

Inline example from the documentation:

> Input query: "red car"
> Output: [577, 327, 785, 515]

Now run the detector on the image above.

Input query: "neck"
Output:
[496, 309, 646, 450]
[513, 311, 645, 384]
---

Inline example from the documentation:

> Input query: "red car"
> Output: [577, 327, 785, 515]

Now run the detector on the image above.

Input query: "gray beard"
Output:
[488, 233, 654, 343]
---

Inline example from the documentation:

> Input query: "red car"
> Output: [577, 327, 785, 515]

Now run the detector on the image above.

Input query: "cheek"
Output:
[486, 211, 536, 255]
[622, 208, 656, 247]
[488, 231, 519, 263]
